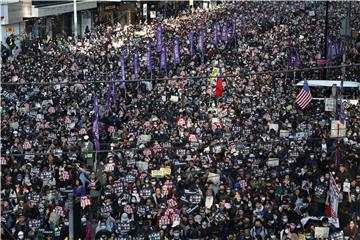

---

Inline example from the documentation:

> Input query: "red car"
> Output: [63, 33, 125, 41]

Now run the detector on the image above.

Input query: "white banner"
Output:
[329, 174, 340, 219]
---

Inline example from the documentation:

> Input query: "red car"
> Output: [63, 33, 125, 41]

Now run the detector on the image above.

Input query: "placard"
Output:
[325, 98, 336, 112]
[268, 123, 279, 132]
[343, 182, 350, 192]
[170, 95, 179, 102]
[207, 172, 220, 184]
[150, 11, 156, 19]
[330, 120, 346, 138]
[267, 158, 280, 167]
[314, 227, 329, 238]
[161, 167, 171, 176]
[280, 130, 289, 138]
[151, 170, 164, 178]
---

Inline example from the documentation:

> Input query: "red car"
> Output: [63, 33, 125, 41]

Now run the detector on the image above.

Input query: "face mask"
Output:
[64, 222, 69, 226]
[101, 225, 106, 230]
[81, 217, 87, 223]
[356, 189, 360, 193]
[282, 218, 288, 223]
[285, 229, 289, 234]
[290, 225, 295, 230]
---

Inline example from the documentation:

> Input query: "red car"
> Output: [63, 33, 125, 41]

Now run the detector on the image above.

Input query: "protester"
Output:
[1, 1, 360, 240]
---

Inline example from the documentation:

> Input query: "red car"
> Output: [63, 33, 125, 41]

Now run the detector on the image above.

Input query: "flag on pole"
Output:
[296, 80, 312, 110]
[120, 54, 126, 89]
[134, 48, 139, 80]
[160, 44, 167, 72]
[173, 36, 180, 65]
[221, 20, 228, 43]
[198, 30, 204, 55]
[295, 47, 301, 67]
[215, 71, 223, 97]
[213, 22, 218, 49]
[156, 23, 162, 52]
[147, 42, 152, 73]
[92, 96, 100, 151]
[231, 16, 236, 39]
[189, 31, 194, 57]
[288, 46, 293, 67]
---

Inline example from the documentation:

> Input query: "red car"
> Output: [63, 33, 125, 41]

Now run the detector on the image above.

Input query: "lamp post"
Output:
[74, 0, 78, 39]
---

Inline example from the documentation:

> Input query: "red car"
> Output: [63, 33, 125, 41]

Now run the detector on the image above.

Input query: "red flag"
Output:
[215, 76, 223, 97]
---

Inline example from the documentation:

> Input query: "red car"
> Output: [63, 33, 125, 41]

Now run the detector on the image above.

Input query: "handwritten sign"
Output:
[314, 227, 329, 238]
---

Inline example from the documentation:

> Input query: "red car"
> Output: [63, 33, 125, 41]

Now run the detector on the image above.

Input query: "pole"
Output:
[323, 1, 329, 80]
[67, 193, 74, 240]
[73, 0, 78, 38]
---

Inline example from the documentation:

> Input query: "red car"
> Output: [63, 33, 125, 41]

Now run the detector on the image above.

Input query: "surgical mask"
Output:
[282, 218, 288, 223]
[64, 222, 69, 226]
[81, 217, 87, 223]
[356, 188, 360, 193]
[101, 225, 106, 230]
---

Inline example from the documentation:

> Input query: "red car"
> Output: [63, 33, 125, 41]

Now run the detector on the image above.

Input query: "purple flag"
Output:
[160, 44, 167, 72]
[134, 48, 139, 80]
[156, 23, 162, 52]
[288, 47, 293, 67]
[232, 17, 236, 39]
[147, 42, 152, 73]
[295, 47, 301, 67]
[173, 36, 180, 65]
[189, 31, 194, 57]
[111, 73, 116, 103]
[92, 96, 100, 151]
[222, 20, 228, 43]
[213, 22, 218, 49]
[198, 30, 204, 55]
[120, 54, 126, 89]
[326, 39, 332, 60]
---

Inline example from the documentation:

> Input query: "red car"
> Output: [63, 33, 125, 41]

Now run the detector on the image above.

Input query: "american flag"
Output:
[48, 106, 56, 113]
[296, 80, 312, 110]
[80, 196, 92, 209]
[55, 206, 65, 216]
[23, 141, 32, 150]
[0, 157, 7, 165]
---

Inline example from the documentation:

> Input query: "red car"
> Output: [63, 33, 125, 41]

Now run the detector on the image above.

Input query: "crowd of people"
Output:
[1, 1, 360, 240]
